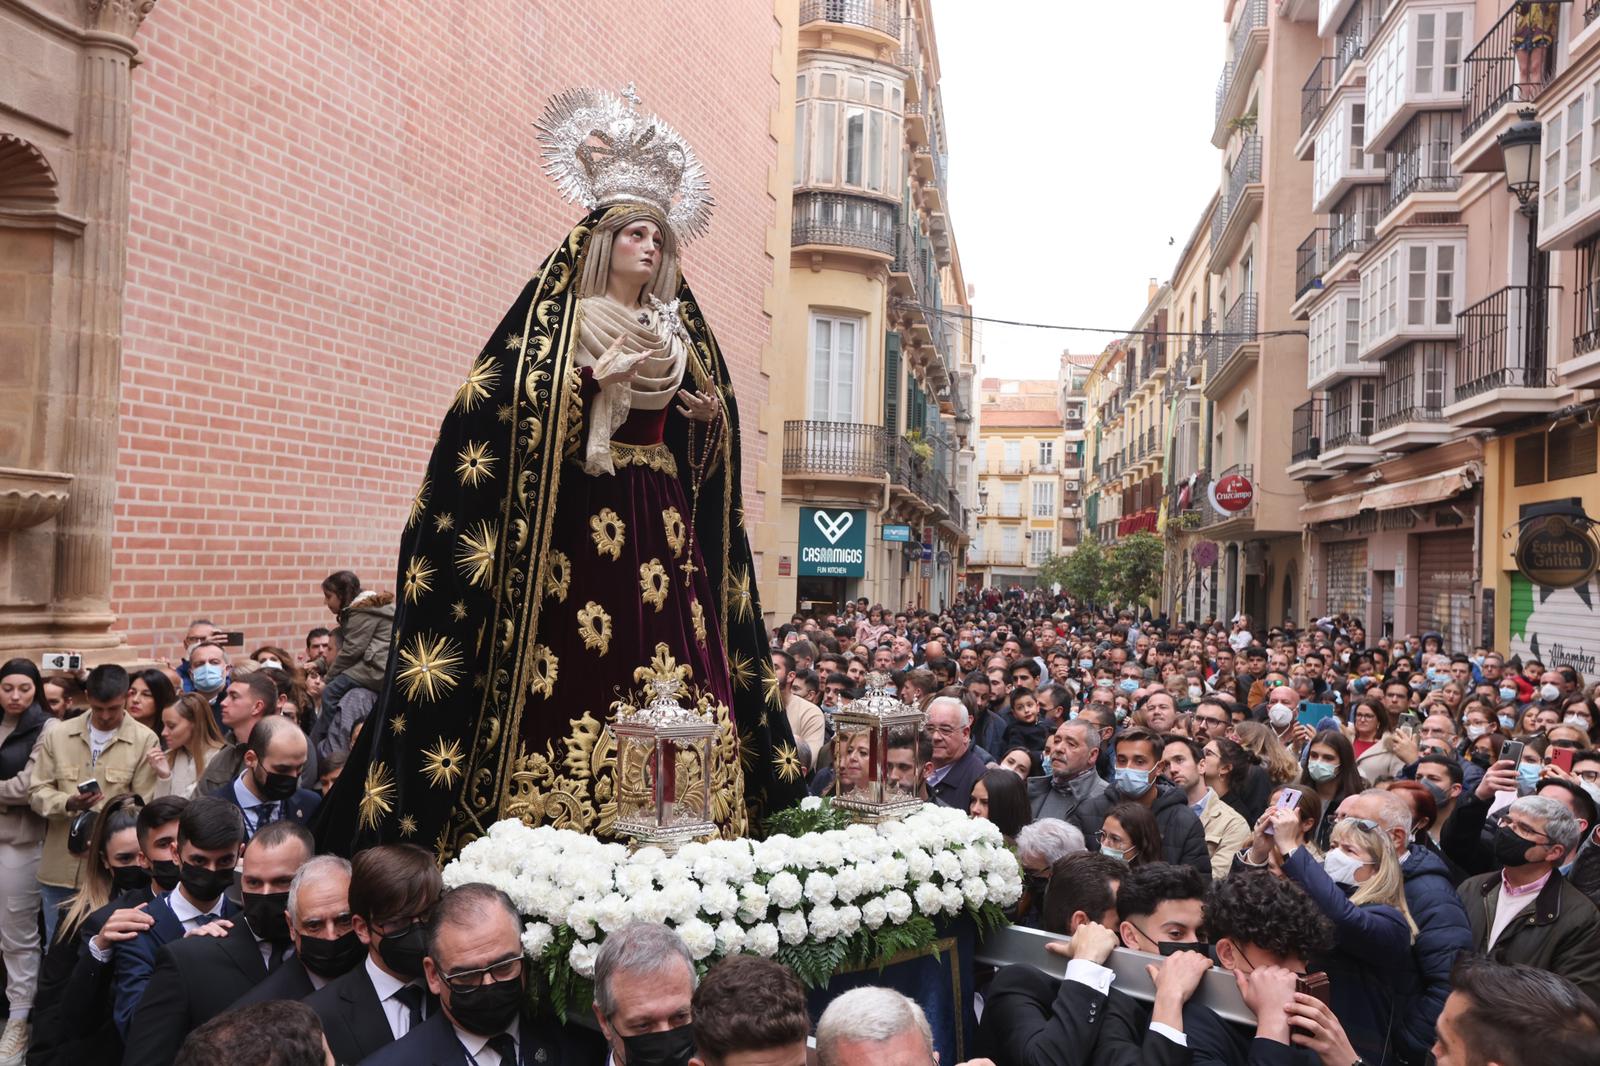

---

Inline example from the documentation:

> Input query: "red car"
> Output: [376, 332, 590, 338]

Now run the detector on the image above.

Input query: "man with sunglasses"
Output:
[306, 843, 443, 1064]
[361, 882, 603, 1066]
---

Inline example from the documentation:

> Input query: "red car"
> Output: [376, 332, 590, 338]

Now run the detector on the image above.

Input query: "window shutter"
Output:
[1514, 433, 1546, 486]
[884, 332, 902, 432]
[1549, 423, 1599, 482]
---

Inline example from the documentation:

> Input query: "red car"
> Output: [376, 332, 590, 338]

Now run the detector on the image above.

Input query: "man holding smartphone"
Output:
[28, 664, 159, 943]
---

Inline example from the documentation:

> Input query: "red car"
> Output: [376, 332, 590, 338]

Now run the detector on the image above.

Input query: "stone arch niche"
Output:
[0, 0, 158, 660]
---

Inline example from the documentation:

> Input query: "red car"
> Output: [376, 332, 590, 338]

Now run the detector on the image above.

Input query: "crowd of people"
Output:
[1, 574, 1599, 1065]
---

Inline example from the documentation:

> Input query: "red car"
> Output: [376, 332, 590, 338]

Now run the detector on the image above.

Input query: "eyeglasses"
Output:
[1333, 815, 1380, 832]
[370, 910, 433, 938]
[439, 955, 524, 995]
[1492, 813, 1552, 843]
[298, 911, 355, 937]
[927, 724, 964, 737]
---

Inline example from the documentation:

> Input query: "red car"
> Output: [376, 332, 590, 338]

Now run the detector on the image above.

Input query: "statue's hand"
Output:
[594, 339, 642, 388]
[675, 389, 719, 422]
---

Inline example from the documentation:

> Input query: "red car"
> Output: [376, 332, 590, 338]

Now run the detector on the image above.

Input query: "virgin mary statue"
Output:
[321, 87, 804, 860]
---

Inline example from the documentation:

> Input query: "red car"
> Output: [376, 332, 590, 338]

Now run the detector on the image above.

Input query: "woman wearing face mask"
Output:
[0, 658, 55, 1060]
[1257, 809, 1419, 1066]
[48, 794, 146, 950]
[1302, 730, 1364, 850]
[151, 693, 228, 799]
[1561, 697, 1600, 745]
[1096, 801, 1161, 869]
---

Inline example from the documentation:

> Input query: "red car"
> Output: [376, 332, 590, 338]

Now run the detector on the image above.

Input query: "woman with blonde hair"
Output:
[1233, 719, 1301, 785]
[1253, 805, 1418, 1065]
[149, 693, 227, 798]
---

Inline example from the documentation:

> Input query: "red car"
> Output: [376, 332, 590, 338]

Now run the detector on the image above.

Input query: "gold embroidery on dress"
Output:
[590, 508, 625, 560]
[456, 521, 499, 589]
[773, 742, 804, 783]
[421, 737, 467, 789]
[639, 559, 670, 612]
[397, 633, 465, 703]
[398, 815, 418, 837]
[453, 356, 501, 414]
[527, 643, 559, 699]
[544, 551, 572, 602]
[727, 565, 754, 623]
[403, 556, 436, 605]
[407, 476, 430, 530]
[663, 506, 686, 558]
[760, 658, 782, 709]
[359, 762, 396, 832]
[455, 440, 498, 488]
[450, 600, 469, 622]
[610, 441, 679, 477]
[690, 598, 707, 647]
[577, 601, 613, 656]
[433, 512, 456, 533]
[729, 649, 756, 692]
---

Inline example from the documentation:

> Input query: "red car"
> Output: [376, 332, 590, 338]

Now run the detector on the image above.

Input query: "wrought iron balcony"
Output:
[1455, 286, 1555, 401]
[792, 192, 897, 257]
[782, 420, 888, 479]
[1334, 1, 1376, 84]
[1462, 1, 1569, 138]
[1297, 228, 1331, 299]
[1324, 379, 1374, 448]
[799, 0, 901, 39]
[1590, 0, 1600, 25]
[1302, 57, 1334, 135]
[1377, 342, 1450, 429]
[1385, 112, 1461, 215]
[1330, 183, 1382, 263]
[1293, 399, 1323, 462]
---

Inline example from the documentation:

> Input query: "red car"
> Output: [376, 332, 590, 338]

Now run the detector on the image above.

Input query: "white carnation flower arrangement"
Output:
[442, 801, 1021, 1018]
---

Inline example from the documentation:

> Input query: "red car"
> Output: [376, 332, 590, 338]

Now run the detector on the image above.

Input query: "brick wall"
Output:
[114, 0, 779, 657]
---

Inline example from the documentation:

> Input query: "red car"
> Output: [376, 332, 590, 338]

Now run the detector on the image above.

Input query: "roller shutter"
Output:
[1509, 573, 1600, 677]
[1325, 540, 1367, 618]
[1417, 531, 1475, 653]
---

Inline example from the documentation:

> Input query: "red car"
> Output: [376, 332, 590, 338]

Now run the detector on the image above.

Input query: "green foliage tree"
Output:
[1107, 532, 1165, 609]
[1053, 537, 1109, 606]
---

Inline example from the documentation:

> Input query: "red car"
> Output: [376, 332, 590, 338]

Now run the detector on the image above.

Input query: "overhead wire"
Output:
[890, 300, 1311, 340]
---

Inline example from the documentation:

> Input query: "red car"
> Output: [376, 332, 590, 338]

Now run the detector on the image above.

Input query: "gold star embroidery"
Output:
[639, 559, 669, 612]
[449, 599, 469, 622]
[421, 737, 466, 789]
[452, 357, 501, 414]
[544, 551, 572, 602]
[690, 599, 707, 647]
[504, 331, 523, 350]
[407, 476, 429, 530]
[402, 556, 435, 605]
[590, 509, 625, 560]
[398, 815, 418, 837]
[761, 658, 781, 709]
[455, 441, 498, 488]
[577, 602, 613, 656]
[729, 650, 756, 692]
[397, 632, 464, 703]
[359, 762, 395, 832]
[456, 521, 498, 589]
[727, 567, 753, 623]
[663, 507, 686, 558]
[496, 404, 514, 424]
[389, 714, 407, 736]
[433, 512, 455, 534]
[773, 743, 803, 783]
[527, 644, 558, 699]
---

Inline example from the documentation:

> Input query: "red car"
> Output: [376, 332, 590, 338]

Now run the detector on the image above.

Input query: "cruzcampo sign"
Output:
[799, 507, 868, 577]
[1515, 513, 1600, 590]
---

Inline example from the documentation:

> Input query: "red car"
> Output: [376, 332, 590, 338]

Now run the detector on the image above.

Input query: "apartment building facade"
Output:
[969, 378, 1071, 589]
[762, 0, 975, 618]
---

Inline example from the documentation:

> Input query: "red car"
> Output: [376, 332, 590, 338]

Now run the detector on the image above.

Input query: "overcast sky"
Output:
[930, 0, 1227, 380]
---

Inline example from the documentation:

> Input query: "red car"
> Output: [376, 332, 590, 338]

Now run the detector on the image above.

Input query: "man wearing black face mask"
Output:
[1456, 795, 1600, 1003]
[214, 716, 321, 842]
[121, 820, 313, 1066]
[362, 883, 607, 1066]
[593, 921, 697, 1066]
[306, 843, 443, 1064]
[232, 854, 359, 1008]
[110, 796, 245, 1039]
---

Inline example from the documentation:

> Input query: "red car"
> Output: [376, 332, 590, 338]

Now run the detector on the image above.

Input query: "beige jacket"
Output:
[29, 712, 159, 888]
[784, 692, 826, 757]
[1198, 786, 1253, 881]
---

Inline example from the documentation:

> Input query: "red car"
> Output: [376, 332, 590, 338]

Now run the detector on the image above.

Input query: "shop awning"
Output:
[1299, 489, 1366, 525]
[1359, 464, 1479, 513]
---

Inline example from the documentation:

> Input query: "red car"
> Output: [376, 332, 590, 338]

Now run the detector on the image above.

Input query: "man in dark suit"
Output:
[983, 863, 1209, 1066]
[121, 820, 314, 1066]
[231, 852, 362, 1009]
[1027, 720, 1112, 841]
[925, 697, 989, 811]
[359, 883, 607, 1066]
[305, 843, 443, 1064]
[111, 797, 245, 1038]
[212, 715, 321, 843]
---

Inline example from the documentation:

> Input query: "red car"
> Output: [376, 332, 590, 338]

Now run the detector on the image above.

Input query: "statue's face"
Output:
[609, 218, 663, 295]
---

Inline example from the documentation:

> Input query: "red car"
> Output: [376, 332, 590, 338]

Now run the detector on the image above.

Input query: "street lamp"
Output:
[1498, 108, 1542, 214]
[977, 484, 989, 514]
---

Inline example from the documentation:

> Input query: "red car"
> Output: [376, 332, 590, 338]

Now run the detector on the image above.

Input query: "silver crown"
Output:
[534, 84, 714, 243]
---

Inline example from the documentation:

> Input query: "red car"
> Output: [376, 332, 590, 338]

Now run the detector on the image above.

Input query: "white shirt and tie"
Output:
[456, 1023, 522, 1066]
[365, 956, 427, 1040]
